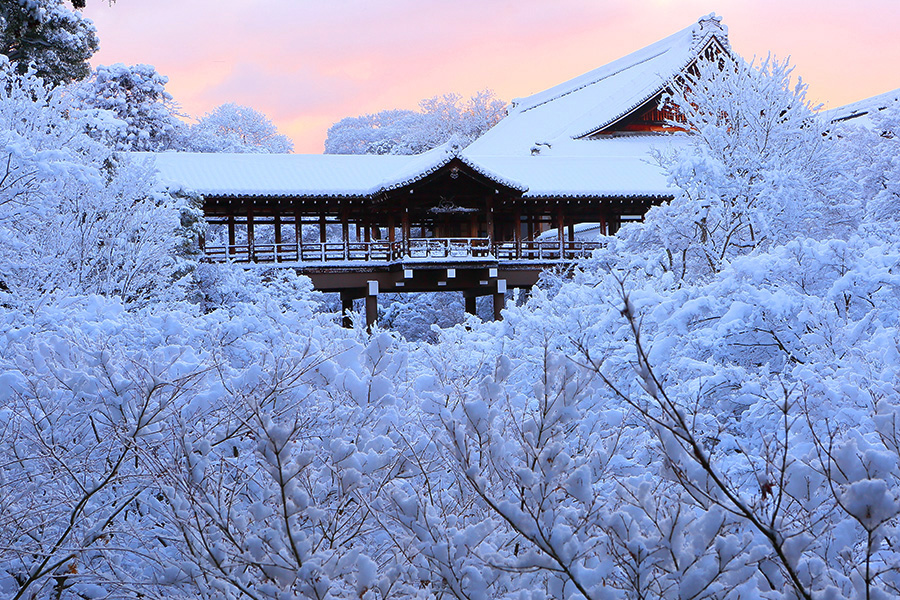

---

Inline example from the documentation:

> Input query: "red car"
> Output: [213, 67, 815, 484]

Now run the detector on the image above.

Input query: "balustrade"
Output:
[202, 238, 605, 265]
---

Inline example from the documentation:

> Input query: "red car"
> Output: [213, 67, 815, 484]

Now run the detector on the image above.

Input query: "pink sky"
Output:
[82, 0, 900, 153]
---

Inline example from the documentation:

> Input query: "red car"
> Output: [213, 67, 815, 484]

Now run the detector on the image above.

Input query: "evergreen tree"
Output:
[73, 63, 187, 151]
[0, 0, 99, 86]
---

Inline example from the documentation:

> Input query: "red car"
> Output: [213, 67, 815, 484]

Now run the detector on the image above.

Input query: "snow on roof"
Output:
[464, 14, 728, 158]
[821, 87, 900, 129]
[142, 146, 475, 198]
[143, 146, 531, 198]
[143, 152, 405, 198]
[141, 16, 724, 203]
[143, 135, 680, 201]
[474, 135, 684, 199]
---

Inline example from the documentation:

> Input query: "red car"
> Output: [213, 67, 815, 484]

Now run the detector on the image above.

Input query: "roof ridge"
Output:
[571, 32, 727, 139]
[510, 14, 727, 120]
[378, 144, 457, 193]
[508, 17, 702, 115]
[520, 48, 672, 115]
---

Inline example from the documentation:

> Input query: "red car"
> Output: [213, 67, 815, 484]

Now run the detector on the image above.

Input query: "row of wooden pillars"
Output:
[211, 200, 615, 250]
[340, 281, 508, 329]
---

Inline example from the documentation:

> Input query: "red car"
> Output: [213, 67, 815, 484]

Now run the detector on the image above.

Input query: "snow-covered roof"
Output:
[821, 87, 900, 129]
[143, 145, 530, 198]
[143, 137, 680, 201]
[142, 15, 726, 203]
[472, 134, 685, 199]
[463, 14, 728, 158]
[142, 151, 410, 198]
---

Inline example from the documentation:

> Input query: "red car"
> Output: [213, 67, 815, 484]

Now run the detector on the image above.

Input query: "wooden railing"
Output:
[202, 238, 606, 265]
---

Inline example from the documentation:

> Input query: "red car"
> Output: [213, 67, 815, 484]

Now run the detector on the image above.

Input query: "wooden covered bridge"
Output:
[148, 15, 730, 326]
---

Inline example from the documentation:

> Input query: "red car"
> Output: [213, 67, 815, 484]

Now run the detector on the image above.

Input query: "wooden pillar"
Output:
[227, 212, 236, 248]
[493, 292, 505, 321]
[609, 213, 621, 235]
[527, 210, 534, 240]
[567, 218, 575, 242]
[469, 214, 478, 238]
[556, 204, 564, 248]
[247, 205, 255, 261]
[341, 205, 350, 243]
[486, 198, 495, 241]
[493, 279, 507, 321]
[465, 293, 477, 315]
[294, 207, 302, 247]
[598, 211, 608, 236]
[402, 208, 411, 257]
[274, 212, 282, 261]
[388, 213, 396, 243]
[366, 280, 378, 331]
[340, 291, 354, 329]
[319, 211, 327, 243]
[364, 217, 371, 243]
[513, 207, 522, 258]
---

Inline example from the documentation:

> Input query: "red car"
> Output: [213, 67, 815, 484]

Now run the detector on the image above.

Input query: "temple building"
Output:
[148, 15, 731, 326]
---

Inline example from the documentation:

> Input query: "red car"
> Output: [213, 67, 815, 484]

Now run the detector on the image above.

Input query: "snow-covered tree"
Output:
[5, 25, 900, 600]
[640, 56, 859, 280]
[847, 100, 900, 231]
[186, 102, 293, 153]
[0, 296, 205, 600]
[0, 58, 188, 308]
[72, 63, 187, 152]
[0, 0, 98, 86]
[325, 89, 506, 155]
[406, 56, 900, 600]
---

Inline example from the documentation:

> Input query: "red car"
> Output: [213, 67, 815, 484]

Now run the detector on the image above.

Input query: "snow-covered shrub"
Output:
[389, 57, 900, 600]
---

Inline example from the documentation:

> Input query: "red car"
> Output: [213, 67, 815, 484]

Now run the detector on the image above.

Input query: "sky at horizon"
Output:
[82, 0, 900, 153]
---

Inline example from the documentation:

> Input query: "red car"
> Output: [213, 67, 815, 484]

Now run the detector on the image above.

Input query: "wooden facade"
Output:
[200, 157, 657, 326]
[177, 16, 736, 327]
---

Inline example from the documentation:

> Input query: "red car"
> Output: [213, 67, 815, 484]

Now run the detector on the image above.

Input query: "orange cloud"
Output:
[83, 0, 900, 153]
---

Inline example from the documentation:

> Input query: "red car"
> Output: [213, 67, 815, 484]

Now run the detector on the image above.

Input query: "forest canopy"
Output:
[1, 12, 900, 599]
